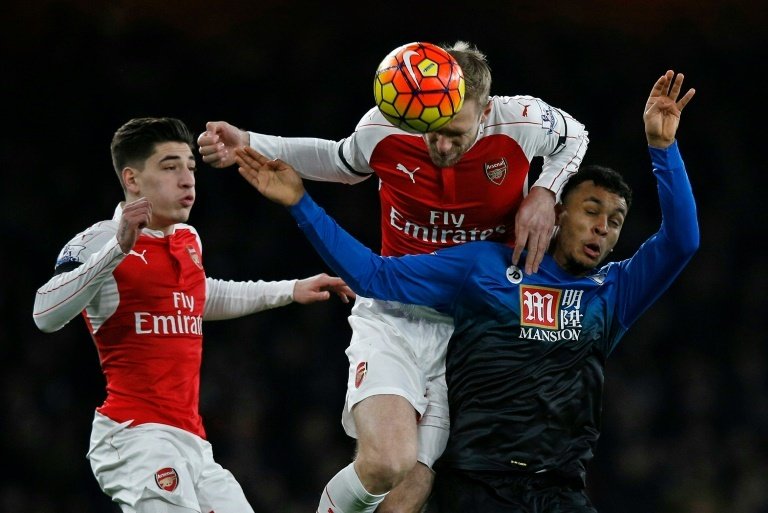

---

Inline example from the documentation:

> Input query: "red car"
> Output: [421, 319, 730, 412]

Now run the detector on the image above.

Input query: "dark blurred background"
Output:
[2, 0, 766, 512]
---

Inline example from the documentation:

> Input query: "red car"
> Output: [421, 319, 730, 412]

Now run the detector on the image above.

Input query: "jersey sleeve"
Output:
[288, 193, 469, 313]
[247, 131, 372, 185]
[202, 278, 296, 320]
[613, 141, 699, 335]
[33, 222, 126, 333]
[493, 96, 589, 198]
[534, 105, 589, 198]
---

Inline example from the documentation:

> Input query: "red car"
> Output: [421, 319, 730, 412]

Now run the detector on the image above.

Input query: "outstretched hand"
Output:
[294, 273, 356, 304]
[644, 70, 696, 148]
[197, 121, 249, 168]
[234, 146, 306, 206]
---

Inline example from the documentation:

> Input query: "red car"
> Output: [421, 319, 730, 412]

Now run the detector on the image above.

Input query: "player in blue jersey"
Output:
[234, 70, 697, 512]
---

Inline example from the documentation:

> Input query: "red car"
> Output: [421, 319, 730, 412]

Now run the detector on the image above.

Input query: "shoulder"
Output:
[354, 107, 421, 139]
[487, 95, 556, 124]
[55, 219, 118, 266]
[174, 223, 202, 249]
[350, 107, 423, 157]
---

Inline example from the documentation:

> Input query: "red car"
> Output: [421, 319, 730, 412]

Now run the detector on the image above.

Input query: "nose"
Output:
[434, 134, 453, 154]
[180, 166, 195, 188]
[594, 215, 608, 236]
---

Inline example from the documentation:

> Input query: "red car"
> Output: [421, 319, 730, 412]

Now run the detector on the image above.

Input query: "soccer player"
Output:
[199, 41, 588, 513]
[32, 117, 354, 513]
[233, 70, 697, 513]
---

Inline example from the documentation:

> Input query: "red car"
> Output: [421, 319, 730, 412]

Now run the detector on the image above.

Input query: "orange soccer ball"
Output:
[373, 42, 465, 133]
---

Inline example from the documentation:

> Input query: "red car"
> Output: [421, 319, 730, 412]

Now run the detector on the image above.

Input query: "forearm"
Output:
[651, 141, 699, 254]
[288, 193, 458, 308]
[248, 133, 367, 184]
[617, 141, 699, 327]
[203, 278, 296, 320]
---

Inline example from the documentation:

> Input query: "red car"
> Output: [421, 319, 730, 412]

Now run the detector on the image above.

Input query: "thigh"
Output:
[353, 394, 419, 459]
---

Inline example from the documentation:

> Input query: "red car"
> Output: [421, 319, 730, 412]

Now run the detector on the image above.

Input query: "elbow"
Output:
[677, 228, 700, 261]
[32, 309, 64, 333]
[33, 316, 58, 333]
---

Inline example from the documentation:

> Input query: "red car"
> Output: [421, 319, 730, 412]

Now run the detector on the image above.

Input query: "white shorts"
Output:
[86, 412, 254, 513]
[342, 296, 454, 467]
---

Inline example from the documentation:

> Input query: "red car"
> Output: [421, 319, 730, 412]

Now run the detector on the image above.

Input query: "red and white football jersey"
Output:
[248, 95, 588, 256]
[33, 205, 297, 439]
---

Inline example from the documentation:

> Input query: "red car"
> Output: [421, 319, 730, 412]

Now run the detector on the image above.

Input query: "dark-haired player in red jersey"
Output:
[198, 41, 588, 513]
[33, 117, 354, 513]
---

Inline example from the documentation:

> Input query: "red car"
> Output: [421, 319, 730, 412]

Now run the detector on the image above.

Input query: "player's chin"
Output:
[172, 206, 193, 223]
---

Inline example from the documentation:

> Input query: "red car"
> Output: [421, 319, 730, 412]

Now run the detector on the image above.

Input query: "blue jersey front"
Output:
[290, 142, 698, 480]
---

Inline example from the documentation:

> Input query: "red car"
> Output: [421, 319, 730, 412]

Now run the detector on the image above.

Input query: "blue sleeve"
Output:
[288, 194, 470, 312]
[615, 141, 700, 330]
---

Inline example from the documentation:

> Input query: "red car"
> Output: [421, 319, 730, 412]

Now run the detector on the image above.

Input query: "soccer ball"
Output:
[373, 42, 465, 133]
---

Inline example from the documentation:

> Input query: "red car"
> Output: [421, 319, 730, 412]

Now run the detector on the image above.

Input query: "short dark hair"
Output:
[110, 117, 194, 185]
[561, 164, 633, 210]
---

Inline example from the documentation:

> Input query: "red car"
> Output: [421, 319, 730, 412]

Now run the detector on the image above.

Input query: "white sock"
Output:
[316, 462, 388, 513]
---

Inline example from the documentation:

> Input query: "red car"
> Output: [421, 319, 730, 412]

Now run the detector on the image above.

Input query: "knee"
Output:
[356, 449, 417, 491]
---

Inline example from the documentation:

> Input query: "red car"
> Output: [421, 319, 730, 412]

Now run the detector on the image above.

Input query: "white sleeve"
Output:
[33, 223, 125, 333]
[202, 278, 297, 320]
[248, 132, 372, 185]
[532, 103, 589, 198]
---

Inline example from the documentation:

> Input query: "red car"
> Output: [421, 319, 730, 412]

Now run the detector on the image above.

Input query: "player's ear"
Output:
[122, 167, 140, 194]
[480, 99, 493, 122]
[554, 202, 566, 226]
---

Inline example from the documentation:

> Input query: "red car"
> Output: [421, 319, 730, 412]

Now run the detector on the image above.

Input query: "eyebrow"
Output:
[584, 196, 627, 216]
[158, 154, 195, 164]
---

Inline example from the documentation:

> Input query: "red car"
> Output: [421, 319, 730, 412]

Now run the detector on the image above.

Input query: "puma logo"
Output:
[128, 249, 148, 265]
[402, 50, 421, 89]
[396, 163, 420, 183]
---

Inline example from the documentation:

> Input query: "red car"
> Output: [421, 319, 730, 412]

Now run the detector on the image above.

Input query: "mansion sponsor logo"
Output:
[520, 286, 583, 342]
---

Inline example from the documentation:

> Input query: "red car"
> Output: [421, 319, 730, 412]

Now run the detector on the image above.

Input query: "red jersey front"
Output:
[346, 97, 588, 257]
[84, 227, 208, 437]
[369, 131, 528, 256]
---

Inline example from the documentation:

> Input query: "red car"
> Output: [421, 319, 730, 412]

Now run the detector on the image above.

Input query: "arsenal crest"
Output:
[186, 245, 203, 270]
[484, 158, 508, 185]
[155, 467, 179, 492]
[355, 362, 368, 388]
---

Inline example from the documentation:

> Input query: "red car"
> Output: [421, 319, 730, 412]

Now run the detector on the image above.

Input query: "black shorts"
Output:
[426, 467, 598, 513]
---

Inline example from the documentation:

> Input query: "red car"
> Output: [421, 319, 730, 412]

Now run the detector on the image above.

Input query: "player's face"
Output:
[552, 181, 627, 275]
[130, 142, 196, 232]
[423, 99, 490, 168]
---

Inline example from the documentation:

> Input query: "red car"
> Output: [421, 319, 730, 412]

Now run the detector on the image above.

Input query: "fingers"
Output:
[677, 87, 696, 110]
[668, 72, 684, 101]
[234, 146, 270, 170]
[525, 233, 549, 275]
[646, 72, 669, 106]
[511, 233, 525, 269]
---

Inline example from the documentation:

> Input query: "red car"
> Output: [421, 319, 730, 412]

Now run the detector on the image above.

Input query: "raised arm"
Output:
[198, 120, 370, 184]
[616, 70, 698, 332]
